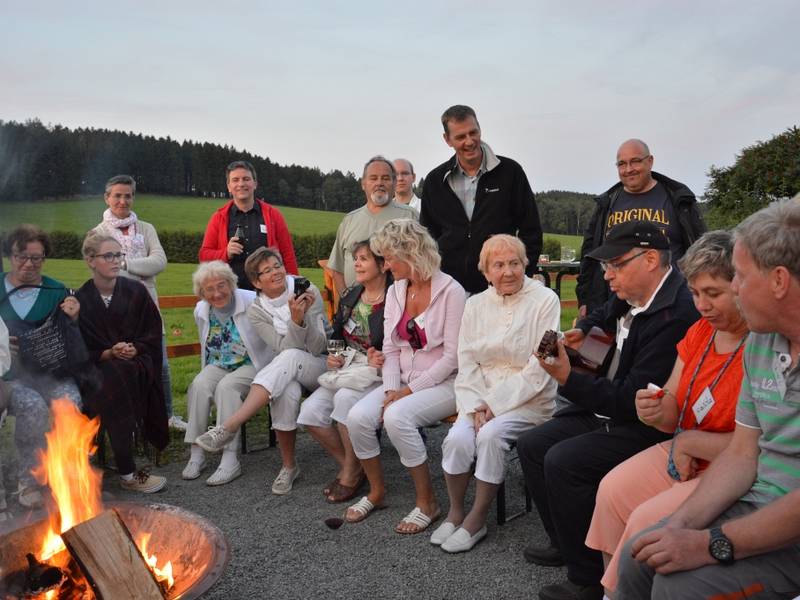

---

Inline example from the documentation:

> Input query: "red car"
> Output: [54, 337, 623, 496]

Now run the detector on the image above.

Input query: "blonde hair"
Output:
[370, 219, 441, 281]
[82, 231, 119, 258]
[478, 234, 528, 274]
[192, 261, 238, 297]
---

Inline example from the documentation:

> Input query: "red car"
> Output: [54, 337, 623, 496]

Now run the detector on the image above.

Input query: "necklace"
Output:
[362, 290, 384, 304]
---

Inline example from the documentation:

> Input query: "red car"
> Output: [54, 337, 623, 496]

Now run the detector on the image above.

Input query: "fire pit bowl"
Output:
[0, 501, 229, 599]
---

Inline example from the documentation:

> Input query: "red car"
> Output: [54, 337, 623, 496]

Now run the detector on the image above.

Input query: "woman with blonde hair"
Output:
[344, 219, 466, 534]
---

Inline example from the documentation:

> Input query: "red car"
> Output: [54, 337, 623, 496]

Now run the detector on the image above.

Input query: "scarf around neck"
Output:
[103, 209, 146, 260]
[255, 276, 296, 336]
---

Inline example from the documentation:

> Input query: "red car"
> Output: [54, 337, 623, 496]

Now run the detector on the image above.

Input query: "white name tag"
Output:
[692, 387, 715, 425]
[260, 224, 267, 234]
[230, 343, 247, 356]
[343, 318, 357, 334]
[414, 313, 426, 330]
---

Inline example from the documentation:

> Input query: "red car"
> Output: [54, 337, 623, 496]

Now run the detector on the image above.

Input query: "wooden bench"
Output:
[158, 294, 275, 452]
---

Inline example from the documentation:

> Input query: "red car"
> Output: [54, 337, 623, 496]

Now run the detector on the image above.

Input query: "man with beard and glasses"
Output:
[327, 156, 418, 299]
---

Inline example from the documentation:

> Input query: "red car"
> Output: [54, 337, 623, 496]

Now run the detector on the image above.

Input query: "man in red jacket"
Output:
[199, 160, 298, 289]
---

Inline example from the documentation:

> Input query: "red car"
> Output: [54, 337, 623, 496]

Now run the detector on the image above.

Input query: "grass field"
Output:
[0, 195, 346, 236]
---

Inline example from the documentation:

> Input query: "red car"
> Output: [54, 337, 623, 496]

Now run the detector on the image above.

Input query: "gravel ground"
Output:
[4, 423, 568, 599]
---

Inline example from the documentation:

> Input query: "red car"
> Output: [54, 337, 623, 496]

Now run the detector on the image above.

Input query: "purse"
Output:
[317, 349, 382, 392]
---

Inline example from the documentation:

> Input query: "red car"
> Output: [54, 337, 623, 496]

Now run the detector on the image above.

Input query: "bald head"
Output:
[616, 139, 655, 194]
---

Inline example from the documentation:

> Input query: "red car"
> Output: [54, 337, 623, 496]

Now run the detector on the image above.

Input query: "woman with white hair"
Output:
[182, 260, 273, 486]
[344, 219, 466, 534]
[431, 234, 560, 552]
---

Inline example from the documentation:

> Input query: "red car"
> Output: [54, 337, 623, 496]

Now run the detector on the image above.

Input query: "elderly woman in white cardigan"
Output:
[431, 234, 561, 553]
[183, 261, 275, 486]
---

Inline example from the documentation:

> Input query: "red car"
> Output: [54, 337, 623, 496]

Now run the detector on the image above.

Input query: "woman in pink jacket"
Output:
[344, 219, 466, 534]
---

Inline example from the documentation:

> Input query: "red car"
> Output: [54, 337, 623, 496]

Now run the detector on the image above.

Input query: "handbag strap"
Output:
[0, 283, 74, 320]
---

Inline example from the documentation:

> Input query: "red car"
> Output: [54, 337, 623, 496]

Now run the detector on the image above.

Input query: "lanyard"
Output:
[673, 332, 746, 432]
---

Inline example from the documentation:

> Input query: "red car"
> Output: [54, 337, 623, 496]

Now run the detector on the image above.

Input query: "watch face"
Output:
[710, 538, 733, 563]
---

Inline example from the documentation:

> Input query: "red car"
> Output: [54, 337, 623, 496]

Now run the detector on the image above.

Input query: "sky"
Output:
[2, 1, 798, 197]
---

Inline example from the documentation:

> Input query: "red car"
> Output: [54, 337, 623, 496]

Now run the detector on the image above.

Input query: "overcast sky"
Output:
[2, 1, 798, 196]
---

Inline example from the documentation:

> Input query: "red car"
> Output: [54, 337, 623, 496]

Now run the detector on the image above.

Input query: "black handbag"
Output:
[2, 285, 90, 379]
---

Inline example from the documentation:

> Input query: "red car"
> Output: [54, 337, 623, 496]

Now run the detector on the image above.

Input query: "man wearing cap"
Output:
[576, 139, 706, 316]
[517, 220, 699, 600]
[616, 198, 800, 599]
[199, 160, 298, 290]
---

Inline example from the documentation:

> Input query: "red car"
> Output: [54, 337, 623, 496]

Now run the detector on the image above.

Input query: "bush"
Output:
[8, 229, 338, 268]
[541, 237, 561, 261]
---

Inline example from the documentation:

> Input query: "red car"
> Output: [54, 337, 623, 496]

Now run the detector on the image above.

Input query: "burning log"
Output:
[61, 509, 165, 600]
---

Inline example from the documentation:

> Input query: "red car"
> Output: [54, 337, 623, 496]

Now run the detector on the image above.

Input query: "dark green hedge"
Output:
[4, 230, 337, 268]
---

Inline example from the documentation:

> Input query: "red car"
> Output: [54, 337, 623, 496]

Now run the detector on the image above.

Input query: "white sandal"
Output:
[395, 506, 441, 534]
[345, 496, 385, 523]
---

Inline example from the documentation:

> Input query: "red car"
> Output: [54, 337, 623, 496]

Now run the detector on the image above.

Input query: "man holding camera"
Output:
[200, 160, 298, 290]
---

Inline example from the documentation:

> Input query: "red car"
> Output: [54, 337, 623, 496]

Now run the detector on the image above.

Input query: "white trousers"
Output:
[296, 383, 380, 428]
[252, 348, 326, 431]
[185, 364, 256, 452]
[441, 409, 539, 485]
[347, 379, 456, 468]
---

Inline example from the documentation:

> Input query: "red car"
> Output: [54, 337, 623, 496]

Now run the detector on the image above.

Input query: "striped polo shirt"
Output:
[736, 331, 800, 505]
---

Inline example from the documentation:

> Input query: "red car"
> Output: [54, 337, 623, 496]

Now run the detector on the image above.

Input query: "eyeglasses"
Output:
[406, 318, 423, 351]
[600, 250, 649, 273]
[257, 264, 284, 278]
[12, 253, 46, 265]
[93, 252, 126, 263]
[615, 155, 650, 169]
[202, 282, 229, 296]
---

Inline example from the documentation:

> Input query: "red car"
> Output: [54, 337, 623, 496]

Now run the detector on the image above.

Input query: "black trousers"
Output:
[517, 406, 669, 586]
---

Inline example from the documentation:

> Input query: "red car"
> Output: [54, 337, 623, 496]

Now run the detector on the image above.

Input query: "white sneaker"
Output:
[271, 465, 300, 495]
[206, 463, 242, 486]
[120, 470, 167, 494]
[181, 459, 207, 480]
[195, 425, 235, 453]
[168, 415, 189, 431]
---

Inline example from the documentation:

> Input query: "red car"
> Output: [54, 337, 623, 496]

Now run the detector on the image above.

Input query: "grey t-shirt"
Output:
[605, 182, 682, 258]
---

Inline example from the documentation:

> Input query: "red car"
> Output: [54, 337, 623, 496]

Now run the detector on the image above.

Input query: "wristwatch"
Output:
[708, 526, 734, 564]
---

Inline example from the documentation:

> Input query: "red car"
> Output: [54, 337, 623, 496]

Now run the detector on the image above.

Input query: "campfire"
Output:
[0, 400, 229, 599]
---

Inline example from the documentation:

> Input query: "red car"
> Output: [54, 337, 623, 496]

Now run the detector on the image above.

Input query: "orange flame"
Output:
[139, 532, 175, 589]
[34, 399, 103, 560]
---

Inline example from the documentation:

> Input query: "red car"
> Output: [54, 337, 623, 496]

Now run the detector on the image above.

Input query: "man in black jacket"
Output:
[576, 139, 705, 316]
[518, 221, 699, 600]
[420, 105, 543, 294]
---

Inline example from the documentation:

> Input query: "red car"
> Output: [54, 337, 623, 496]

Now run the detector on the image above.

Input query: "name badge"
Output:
[230, 343, 247, 356]
[260, 224, 267, 234]
[414, 313, 426, 330]
[343, 318, 357, 334]
[692, 387, 715, 425]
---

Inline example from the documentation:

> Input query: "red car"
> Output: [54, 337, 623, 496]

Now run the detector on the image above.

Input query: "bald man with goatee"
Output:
[576, 139, 705, 316]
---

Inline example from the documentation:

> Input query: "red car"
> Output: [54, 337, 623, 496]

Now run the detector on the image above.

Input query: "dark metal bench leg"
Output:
[497, 481, 507, 526]
[241, 422, 248, 455]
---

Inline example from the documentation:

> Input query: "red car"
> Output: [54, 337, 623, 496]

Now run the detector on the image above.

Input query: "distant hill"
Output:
[536, 190, 597, 236]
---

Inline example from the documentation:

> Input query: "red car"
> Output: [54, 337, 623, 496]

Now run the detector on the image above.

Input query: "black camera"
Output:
[293, 277, 311, 298]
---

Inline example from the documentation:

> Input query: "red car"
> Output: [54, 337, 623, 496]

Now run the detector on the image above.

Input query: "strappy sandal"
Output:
[327, 473, 366, 504]
[323, 477, 340, 497]
[395, 506, 441, 535]
[344, 496, 385, 523]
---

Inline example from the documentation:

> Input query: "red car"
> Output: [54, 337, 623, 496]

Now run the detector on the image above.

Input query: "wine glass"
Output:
[327, 339, 345, 357]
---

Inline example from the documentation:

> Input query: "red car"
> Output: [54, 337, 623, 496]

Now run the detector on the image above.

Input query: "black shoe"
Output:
[523, 542, 565, 566]
[538, 580, 604, 600]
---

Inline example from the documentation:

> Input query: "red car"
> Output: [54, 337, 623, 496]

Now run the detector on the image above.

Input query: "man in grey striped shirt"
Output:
[617, 197, 800, 599]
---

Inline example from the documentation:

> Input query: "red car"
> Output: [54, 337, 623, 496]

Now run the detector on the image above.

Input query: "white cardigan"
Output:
[454, 277, 560, 423]
[194, 289, 275, 371]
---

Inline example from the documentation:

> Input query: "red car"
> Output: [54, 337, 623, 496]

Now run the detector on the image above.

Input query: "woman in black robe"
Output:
[76, 232, 168, 493]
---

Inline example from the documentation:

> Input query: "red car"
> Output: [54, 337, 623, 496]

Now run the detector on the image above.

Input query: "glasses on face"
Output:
[257, 263, 284, 278]
[202, 282, 229, 296]
[616, 155, 650, 169]
[406, 318, 423, 351]
[93, 252, 126, 263]
[600, 250, 649, 273]
[12, 253, 46, 265]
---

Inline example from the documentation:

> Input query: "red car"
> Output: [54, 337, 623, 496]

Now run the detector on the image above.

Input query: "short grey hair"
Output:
[478, 234, 528, 274]
[362, 155, 396, 180]
[678, 230, 734, 282]
[735, 198, 800, 280]
[82, 231, 119, 258]
[226, 160, 257, 182]
[104, 174, 136, 195]
[192, 261, 238, 297]
[441, 105, 479, 135]
[370, 219, 441, 281]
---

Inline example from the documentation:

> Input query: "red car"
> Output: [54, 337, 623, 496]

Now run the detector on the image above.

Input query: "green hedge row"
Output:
[4, 230, 338, 268]
[3, 229, 568, 266]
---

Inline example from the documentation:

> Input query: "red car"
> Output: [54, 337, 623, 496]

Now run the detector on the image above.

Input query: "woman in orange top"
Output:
[585, 231, 748, 593]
